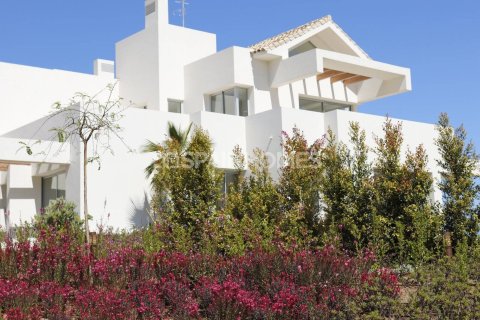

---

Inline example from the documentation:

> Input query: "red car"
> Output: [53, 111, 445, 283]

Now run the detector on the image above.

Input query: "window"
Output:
[237, 87, 249, 117]
[41, 173, 66, 208]
[168, 100, 182, 113]
[0, 185, 6, 211]
[289, 41, 316, 57]
[221, 171, 237, 196]
[209, 87, 249, 117]
[218, 170, 239, 208]
[299, 97, 351, 113]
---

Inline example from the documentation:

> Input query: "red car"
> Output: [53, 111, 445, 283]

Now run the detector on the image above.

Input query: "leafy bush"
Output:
[35, 198, 83, 238]
[401, 252, 480, 319]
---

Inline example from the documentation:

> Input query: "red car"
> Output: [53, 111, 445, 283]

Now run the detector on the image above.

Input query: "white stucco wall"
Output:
[0, 62, 114, 137]
[244, 109, 284, 178]
[250, 59, 272, 114]
[158, 25, 217, 110]
[86, 108, 190, 230]
[116, 27, 160, 110]
[184, 47, 253, 114]
[5, 165, 41, 226]
[190, 111, 247, 169]
[117, 17, 216, 111]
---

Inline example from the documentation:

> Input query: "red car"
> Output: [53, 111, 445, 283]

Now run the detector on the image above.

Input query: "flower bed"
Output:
[0, 229, 399, 319]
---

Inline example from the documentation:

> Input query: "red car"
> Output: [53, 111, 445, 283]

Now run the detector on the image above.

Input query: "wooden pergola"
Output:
[317, 68, 370, 85]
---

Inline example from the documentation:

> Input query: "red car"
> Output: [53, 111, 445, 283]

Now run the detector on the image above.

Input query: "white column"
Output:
[6, 164, 39, 226]
[145, 0, 169, 28]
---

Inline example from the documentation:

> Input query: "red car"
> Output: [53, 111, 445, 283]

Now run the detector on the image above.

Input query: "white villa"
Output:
[0, 0, 441, 230]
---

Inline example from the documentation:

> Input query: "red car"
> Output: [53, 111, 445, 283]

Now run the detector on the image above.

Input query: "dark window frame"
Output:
[41, 173, 66, 209]
[168, 99, 183, 114]
[209, 87, 249, 117]
[299, 96, 352, 113]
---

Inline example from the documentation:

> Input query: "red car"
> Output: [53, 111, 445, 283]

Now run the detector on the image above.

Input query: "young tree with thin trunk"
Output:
[22, 83, 130, 246]
[435, 113, 479, 252]
[374, 119, 441, 263]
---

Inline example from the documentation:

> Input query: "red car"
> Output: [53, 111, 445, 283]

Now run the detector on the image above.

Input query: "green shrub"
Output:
[402, 256, 480, 318]
[35, 199, 83, 239]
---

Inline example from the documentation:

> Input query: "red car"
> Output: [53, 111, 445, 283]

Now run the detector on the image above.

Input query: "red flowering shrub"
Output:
[0, 228, 400, 319]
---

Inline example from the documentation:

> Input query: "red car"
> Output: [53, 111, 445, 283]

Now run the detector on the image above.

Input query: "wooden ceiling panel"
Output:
[316, 69, 342, 81]
[343, 75, 371, 85]
[330, 72, 357, 83]
[316, 69, 371, 85]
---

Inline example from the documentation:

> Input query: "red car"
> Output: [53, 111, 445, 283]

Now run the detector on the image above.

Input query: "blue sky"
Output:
[0, 0, 478, 144]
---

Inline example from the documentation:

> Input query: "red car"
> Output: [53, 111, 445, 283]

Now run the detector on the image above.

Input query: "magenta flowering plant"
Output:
[0, 225, 400, 319]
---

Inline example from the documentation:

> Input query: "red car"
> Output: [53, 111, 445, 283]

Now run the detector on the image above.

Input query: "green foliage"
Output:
[435, 112, 479, 251]
[373, 119, 440, 264]
[141, 115, 474, 266]
[199, 212, 247, 256]
[318, 129, 357, 248]
[373, 119, 405, 259]
[224, 147, 281, 249]
[348, 123, 377, 251]
[146, 125, 223, 245]
[35, 199, 84, 239]
[403, 255, 480, 319]
[141, 220, 194, 254]
[279, 127, 322, 239]
[143, 121, 192, 178]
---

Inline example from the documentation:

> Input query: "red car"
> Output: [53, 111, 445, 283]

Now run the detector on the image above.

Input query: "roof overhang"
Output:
[250, 16, 370, 61]
[0, 137, 70, 167]
[269, 49, 411, 102]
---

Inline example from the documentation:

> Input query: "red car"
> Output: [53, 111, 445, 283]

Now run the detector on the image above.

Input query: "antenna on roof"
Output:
[174, 0, 189, 27]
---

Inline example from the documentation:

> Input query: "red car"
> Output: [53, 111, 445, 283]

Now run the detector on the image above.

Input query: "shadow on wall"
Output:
[5, 188, 39, 226]
[128, 192, 151, 228]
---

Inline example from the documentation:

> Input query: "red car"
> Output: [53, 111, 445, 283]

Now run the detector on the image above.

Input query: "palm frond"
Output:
[145, 162, 156, 178]
[141, 140, 161, 154]
[182, 123, 193, 149]
[167, 121, 192, 150]
[168, 122, 182, 144]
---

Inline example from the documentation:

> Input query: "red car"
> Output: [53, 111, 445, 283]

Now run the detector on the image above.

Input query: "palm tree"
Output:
[142, 121, 192, 177]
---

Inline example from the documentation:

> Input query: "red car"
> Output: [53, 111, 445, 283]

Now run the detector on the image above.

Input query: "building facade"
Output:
[0, 0, 441, 230]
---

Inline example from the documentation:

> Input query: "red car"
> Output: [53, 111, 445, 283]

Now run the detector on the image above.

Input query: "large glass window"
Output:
[41, 173, 66, 208]
[221, 171, 237, 195]
[223, 89, 236, 115]
[211, 93, 223, 114]
[299, 97, 351, 113]
[168, 99, 183, 113]
[209, 87, 249, 117]
[237, 88, 249, 117]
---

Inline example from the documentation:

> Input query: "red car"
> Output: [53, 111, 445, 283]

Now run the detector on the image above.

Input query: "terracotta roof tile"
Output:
[249, 15, 333, 53]
[249, 15, 370, 59]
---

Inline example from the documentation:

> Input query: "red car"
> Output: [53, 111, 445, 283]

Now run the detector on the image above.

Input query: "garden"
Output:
[1, 112, 479, 319]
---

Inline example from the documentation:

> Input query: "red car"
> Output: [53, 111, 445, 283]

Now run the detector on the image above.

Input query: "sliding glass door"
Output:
[41, 173, 66, 208]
